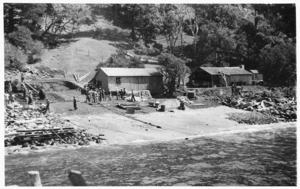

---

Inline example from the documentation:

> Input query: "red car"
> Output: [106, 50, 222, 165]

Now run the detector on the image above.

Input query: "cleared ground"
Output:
[51, 98, 296, 145]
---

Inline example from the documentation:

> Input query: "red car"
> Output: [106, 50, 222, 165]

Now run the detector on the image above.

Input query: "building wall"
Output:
[107, 76, 163, 94]
[228, 75, 252, 85]
[94, 69, 109, 90]
[94, 71, 163, 94]
[210, 75, 252, 87]
[254, 73, 263, 81]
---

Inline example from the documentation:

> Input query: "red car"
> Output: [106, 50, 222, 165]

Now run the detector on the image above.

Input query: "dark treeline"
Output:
[4, 4, 296, 87]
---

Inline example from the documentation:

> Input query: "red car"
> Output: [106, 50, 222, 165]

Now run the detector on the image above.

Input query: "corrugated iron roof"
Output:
[99, 67, 162, 77]
[250, 69, 259, 74]
[200, 67, 252, 75]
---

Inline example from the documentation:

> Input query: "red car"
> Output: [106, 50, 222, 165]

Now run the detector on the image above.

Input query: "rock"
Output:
[36, 142, 45, 146]
[31, 146, 39, 150]
[22, 142, 30, 148]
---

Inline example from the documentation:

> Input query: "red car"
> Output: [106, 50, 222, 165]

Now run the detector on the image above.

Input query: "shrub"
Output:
[227, 112, 278, 125]
[5, 40, 28, 70]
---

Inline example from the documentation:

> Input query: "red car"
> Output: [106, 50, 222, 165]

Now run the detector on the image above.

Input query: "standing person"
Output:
[98, 88, 103, 102]
[23, 87, 27, 99]
[85, 89, 90, 103]
[108, 89, 112, 101]
[9, 93, 15, 104]
[8, 81, 12, 94]
[21, 72, 24, 82]
[39, 88, 46, 100]
[102, 88, 106, 101]
[231, 82, 236, 96]
[32, 96, 36, 107]
[95, 89, 99, 103]
[73, 97, 77, 110]
[4, 93, 9, 107]
[92, 90, 96, 103]
[123, 88, 126, 96]
[131, 89, 136, 102]
[29, 90, 33, 104]
[45, 98, 50, 114]
[116, 87, 120, 100]
[120, 88, 124, 99]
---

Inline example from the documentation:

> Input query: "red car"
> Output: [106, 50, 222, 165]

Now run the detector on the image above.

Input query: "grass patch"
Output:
[227, 112, 278, 125]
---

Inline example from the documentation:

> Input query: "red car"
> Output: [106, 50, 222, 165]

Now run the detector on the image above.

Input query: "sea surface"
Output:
[5, 127, 296, 186]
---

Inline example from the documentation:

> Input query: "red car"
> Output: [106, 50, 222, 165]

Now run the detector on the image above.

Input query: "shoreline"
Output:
[5, 120, 296, 156]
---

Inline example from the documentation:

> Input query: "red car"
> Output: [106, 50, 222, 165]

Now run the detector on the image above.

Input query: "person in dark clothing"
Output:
[231, 82, 236, 96]
[98, 88, 102, 102]
[21, 72, 24, 82]
[45, 99, 50, 114]
[120, 88, 124, 99]
[39, 88, 46, 100]
[85, 89, 90, 103]
[131, 89, 136, 102]
[28, 90, 33, 104]
[73, 97, 77, 110]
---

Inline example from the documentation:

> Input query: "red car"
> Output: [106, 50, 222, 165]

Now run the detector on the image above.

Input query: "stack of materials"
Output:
[5, 102, 105, 147]
[125, 90, 152, 102]
[218, 91, 297, 122]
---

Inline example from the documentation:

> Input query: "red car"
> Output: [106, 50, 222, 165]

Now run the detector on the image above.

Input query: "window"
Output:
[116, 77, 121, 84]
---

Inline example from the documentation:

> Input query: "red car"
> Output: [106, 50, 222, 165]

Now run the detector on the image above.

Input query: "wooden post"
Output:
[68, 170, 87, 186]
[28, 171, 42, 187]
[24, 82, 39, 94]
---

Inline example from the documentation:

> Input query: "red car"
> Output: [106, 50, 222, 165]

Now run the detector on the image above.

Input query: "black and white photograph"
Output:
[3, 1, 297, 186]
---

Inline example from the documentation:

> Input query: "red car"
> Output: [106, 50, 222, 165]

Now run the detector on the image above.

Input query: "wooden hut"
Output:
[93, 67, 163, 94]
[189, 66, 253, 87]
[250, 69, 263, 83]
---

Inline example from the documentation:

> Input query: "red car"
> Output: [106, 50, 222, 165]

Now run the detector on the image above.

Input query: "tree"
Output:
[7, 25, 33, 50]
[158, 53, 190, 96]
[158, 4, 183, 54]
[5, 40, 28, 70]
[4, 3, 47, 34]
[193, 23, 236, 68]
[118, 4, 161, 42]
[41, 4, 92, 37]
[259, 43, 296, 86]
[253, 4, 296, 39]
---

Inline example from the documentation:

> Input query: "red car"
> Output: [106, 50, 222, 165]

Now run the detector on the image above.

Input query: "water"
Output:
[5, 127, 296, 186]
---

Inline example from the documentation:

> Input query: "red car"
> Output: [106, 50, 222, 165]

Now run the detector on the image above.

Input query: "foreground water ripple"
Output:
[5, 127, 296, 186]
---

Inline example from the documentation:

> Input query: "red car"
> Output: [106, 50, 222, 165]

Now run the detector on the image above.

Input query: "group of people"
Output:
[231, 82, 242, 96]
[4, 92, 15, 107]
[84, 85, 107, 103]
[4, 80, 15, 107]
[24, 90, 35, 105]
[116, 87, 137, 101]
[83, 84, 137, 102]
[115, 87, 127, 100]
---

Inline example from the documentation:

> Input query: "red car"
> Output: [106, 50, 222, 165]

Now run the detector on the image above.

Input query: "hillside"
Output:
[37, 15, 194, 82]
[40, 38, 118, 79]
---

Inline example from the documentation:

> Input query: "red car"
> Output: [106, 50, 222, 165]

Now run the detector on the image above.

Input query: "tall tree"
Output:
[41, 4, 92, 37]
[158, 53, 190, 96]
[158, 4, 184, 54]
[259, 43, 296, 86]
